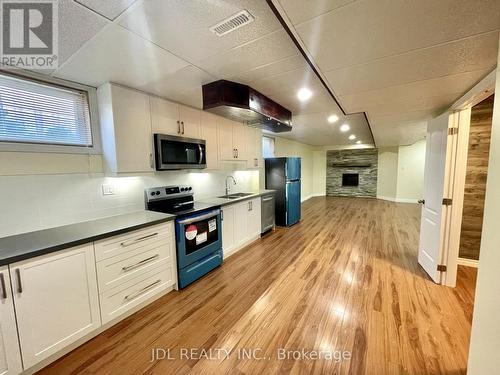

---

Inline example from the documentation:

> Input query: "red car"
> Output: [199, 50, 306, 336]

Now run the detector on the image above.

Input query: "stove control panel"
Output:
[145, 185, 193, 201]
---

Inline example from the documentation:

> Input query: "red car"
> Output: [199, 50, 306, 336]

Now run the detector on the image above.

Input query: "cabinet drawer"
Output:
[96, 240, 173, 293]
[100, 265, 173, 324]
[94, 222, 172, 261]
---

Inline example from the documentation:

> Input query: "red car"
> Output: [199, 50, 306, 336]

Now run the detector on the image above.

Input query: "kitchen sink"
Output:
[218, 192, 254, 199]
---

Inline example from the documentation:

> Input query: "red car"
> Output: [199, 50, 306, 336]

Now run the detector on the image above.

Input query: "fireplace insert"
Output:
[342, 173, 359, 186]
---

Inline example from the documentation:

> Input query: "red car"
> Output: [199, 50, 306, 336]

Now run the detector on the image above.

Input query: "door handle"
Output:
[177, 120, 181, 134]
[181, 121, 185, 135]
[418, 199, 425, 204]
[236, 149, 239, 158]
[0, 273, 7, 299]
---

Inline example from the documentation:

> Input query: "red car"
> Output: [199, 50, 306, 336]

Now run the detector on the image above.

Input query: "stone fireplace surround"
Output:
[326, 149, 378, 198]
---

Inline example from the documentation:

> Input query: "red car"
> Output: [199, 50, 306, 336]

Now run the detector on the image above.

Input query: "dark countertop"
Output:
[0, 211, 175, 266]
[198, 189, 276, 208]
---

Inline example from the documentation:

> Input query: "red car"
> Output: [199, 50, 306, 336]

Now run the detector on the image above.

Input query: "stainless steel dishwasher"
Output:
[261, 193, 275, 234]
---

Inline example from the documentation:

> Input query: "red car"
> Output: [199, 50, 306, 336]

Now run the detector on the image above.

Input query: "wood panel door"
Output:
[11, 244, 100, 369]
[0, 266, 23, 375]
[418, 113, 450, 283]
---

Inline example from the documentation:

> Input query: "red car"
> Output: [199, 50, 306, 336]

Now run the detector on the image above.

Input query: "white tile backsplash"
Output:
[0, 169, 259, 237]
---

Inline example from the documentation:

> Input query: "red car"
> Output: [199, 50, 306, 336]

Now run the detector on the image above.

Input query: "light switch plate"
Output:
[101, 184, 116, 196]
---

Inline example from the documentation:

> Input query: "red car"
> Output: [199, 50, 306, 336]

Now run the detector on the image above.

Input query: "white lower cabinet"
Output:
[0, 266, 23, 375]
[222, 198, 261, 258]
[10, 244, 100, 369]
[95, 222, 176, 324]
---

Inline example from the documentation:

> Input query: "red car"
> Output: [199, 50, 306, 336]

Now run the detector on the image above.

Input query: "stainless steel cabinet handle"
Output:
[262, 196, 274, 202]
[120, 232, 158, 247]
[177, 120, 181, 134]
[15, 269, 22, 293]
[124, 279, 161, 301]
[0, 273, 6, 299]
[181, 121, 185, 134]
[236, 149, 239, 158]
[122, 254, 159, 272]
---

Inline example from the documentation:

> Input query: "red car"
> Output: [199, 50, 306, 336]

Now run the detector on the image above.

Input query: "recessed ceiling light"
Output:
[327, 114, 339, 124]
[340, 124, 350, 132]
[356, 140, 361, 144]
[349, 134, 356, 140]
[297, 88, 312, 101]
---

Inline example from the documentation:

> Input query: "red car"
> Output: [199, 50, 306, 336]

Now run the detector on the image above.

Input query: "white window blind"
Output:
[0, 74, 92, 147]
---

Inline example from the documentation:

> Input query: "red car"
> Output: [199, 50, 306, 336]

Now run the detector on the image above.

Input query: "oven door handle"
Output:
[177, 210, 220, 225]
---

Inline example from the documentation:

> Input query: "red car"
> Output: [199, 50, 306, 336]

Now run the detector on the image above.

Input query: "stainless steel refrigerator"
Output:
[264, 157, 301, 227]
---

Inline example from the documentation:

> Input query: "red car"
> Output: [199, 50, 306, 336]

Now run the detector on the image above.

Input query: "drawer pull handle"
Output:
[124, 279, 161, 302]
[262, 196, 274, 202]
[122, 254, 160, 272]
[120, 233, 158, 247]
[0, 273, 6, 299]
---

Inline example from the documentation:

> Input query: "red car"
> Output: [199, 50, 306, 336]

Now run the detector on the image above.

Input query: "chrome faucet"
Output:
[225, 175, 236, 196]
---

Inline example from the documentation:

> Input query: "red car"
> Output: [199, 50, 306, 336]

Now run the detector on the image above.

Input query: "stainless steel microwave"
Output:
[154, 134, 206, 170]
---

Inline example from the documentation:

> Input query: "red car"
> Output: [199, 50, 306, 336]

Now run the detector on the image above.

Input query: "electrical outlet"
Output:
[101, 184, 116, 196]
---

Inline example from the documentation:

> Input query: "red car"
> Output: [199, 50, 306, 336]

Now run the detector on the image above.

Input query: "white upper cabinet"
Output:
[217, 118, 248, 162]
[150, 97, 200, 138]
[179, 105, 201, 138]
[200, 112, 219, 169]
[0, 266, 23, 375]
[150, 96, 181, 136]
[98, 83, 154, 174]
[246, 127, 262, 169]
[11, 244, 101, 369]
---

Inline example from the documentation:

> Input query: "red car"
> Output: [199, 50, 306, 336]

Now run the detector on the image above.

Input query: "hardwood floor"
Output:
[39, 197, 477, 375]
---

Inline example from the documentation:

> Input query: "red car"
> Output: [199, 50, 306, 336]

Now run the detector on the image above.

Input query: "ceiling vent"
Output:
[209, 10, 254, 37]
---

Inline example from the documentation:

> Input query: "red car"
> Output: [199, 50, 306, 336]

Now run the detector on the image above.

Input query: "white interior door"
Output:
[418, 112, 450, 282]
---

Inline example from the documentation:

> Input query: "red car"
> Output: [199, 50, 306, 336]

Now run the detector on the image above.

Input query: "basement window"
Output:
[262, 136, 275, 158]
[0, 72, 94, 151]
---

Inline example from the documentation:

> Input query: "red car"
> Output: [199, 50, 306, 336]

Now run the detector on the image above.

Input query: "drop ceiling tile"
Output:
[294, 0, 500, 70]
[339, 69, 491, 114]
[201, 29, 298, 78]
[137, 65, 215, 103]
[118, 0, 281, 65]
[277, 0, 357, 25]
[55, 24, 190, 88]
[326, 31, 499, 95]
[230, 54, 307, 84]
[246, 66, 321, 95]
[75, 0, 137, 20]
[372, 120, 428, 147]
[57, 0, 109, 65]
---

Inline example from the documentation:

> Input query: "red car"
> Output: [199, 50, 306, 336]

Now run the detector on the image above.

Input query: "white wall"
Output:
[376, 140, 426, 203]
[396, 139, 426, 201]
[377, 147, 399, 200]
[467, 40, 500, 375]
[0, 169, 258, 238]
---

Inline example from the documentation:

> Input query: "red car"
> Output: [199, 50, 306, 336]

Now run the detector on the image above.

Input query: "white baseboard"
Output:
[377, 196, 419, 204]
[457, 257, 479, 268]
[301, 193, 325, 202]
